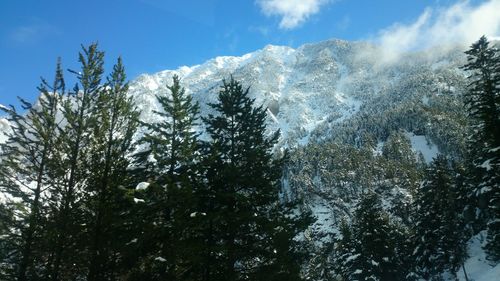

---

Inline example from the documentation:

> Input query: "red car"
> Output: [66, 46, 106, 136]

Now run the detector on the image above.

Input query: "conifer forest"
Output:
[0, 36, 499, 281]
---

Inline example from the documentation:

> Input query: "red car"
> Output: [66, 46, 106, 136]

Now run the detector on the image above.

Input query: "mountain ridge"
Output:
[129, 38, 466, 149]
[1, 37, 499, 280]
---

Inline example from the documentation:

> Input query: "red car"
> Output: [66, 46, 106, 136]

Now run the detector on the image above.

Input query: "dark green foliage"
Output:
[0, 44, 140, 280]
[463, 36, 500, 261]
[411, 155, 468, 280]
[382, 131, 423, 194]
[333, 192, 408, 281]
[135, 74, 200, 182]
[201, 77, 306, 281]
[129, 74, 201, 280]
[0, 59, 64, 281]
[43, 44, 107, 281]
[85, 56, 140, 281]
[0, 201, 19, 279]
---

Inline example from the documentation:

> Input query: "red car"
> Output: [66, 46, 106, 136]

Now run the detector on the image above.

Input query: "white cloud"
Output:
[373, 0, 500, 62]
[256, 0, 332, 29]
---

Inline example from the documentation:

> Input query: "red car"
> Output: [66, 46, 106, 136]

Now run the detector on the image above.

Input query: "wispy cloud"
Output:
[9, 20, 60, 44]
[336, 15, 350, 31]
[249, 25, 271, 36]
[140, 0, 216, 27]
[256, 0, 333, 29]
[371, 0, 500, 63]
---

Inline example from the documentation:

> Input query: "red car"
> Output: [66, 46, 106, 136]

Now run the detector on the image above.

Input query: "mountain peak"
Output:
[128, 38, 465, 148]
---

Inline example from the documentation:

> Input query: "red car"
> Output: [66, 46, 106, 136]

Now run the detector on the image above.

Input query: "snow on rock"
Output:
[133, 198, 145, 203]
[128, 38, 466, 150]
[155, 257, 167, 262]
[405, 132, 439, 163]
[455, 231, 500, 281]
[128, 39, 365, 147]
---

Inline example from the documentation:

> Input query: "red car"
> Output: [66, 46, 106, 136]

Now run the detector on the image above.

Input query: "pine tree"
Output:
[382, 130, 422, 194]
[463, 36, 500, 261]
[129, 74, 201, 280]
[45, 43, 105, 280]
[333, 219, 356, 280]
[85, 56, 140, 281]
[411, 155, 468, 280]
[201, 77, 305, 281]
[0, 60, 64, 280]
[0, 202, 16, 279]
[334, 192, 407, 281]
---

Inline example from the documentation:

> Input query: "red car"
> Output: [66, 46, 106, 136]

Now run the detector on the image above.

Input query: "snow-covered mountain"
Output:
[129, 39, 467, 150]
[130, 37, 462, 237]
[0, 113, 9, 144]
[0, 39, 466, 149]
[2, 38, 498, 280]
[127, 39, 500, 280]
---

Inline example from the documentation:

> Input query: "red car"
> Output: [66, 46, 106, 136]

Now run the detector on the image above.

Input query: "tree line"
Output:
[0, 36, 499, 281]
[0, 43, 309, 281]
[320, 36, 499, 281]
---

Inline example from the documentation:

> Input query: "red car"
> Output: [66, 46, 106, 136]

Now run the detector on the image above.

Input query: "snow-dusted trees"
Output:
[333, 191, 408, 281]
[0, 59, 63, 281]
[126, 77, 307, 281]
[85, 56, 140, 281]
[201, 77, 306, 281]
[411, 155, 468, 280]
[128, 74, 202, 280]
[42, 44, 140, 281]
[463, 36, 500, 261]
[0, 44, 140, 280]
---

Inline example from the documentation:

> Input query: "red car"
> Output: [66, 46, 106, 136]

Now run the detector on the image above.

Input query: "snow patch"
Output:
[133, 198, 145, 203]
[190, 212, 206, 218]
[155, 257, 167, 262]
[135, 182, 150, 190]
[346, 253, 361, 262]
[455, 231, 500, 281]
[308, 195, 336, 245]
[405, 132, 439, 163]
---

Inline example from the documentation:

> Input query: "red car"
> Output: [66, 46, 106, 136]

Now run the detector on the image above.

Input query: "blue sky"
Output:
[0, 0, 498, 108]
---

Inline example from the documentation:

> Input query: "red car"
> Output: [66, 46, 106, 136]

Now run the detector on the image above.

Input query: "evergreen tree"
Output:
[0, 60, 64, 280]
[382, 130, 422, 194]
[201, 77, 305, 281]
[85, 56, 140, 281]
[333, 219, 356, 280]
[135, 74, 200, 181]
[44, 43, 105, 280]
[463, 36, 500, 261]
[0, 202, 16, 279]
[129, 74, 201, 280]
[334, 192, 406, 281]
[411, 155, 467, 280]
